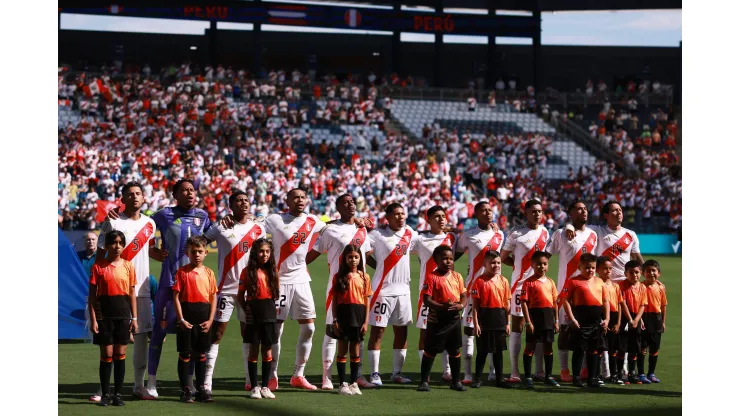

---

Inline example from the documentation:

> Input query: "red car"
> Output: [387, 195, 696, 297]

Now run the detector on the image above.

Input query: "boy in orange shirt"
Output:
[597, 257, 629, 385]
[520, 251, 560, 388]
[173, 236, 218, 403]
[418, 246, 467, 393]
[641, 260, 667, 384]
[619, 260, 647, 385]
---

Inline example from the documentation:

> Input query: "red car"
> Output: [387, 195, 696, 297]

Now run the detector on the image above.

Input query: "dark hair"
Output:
[104, 230, 126, 246]
[568, 200, 585, 212]
[186, 236, 208, 249]
[580, 253, 597, 265]
[641, 259, 660, 272]
[246, 238, 279, 301]
[229, 190, 249, 207]
[625, 260, 643, 271]
[334, 245, 366, 294]
[122, 181, 143, 197]
[433, 245, 454, 262]
[287, 188, 306, 199]
[173, 179, 194, 195]
[474, 201, 490, 213]
[484, 250, 501, 260]
[385, 202, 404, 216]
[336, 193, 355, 206]
[426, 205, 445, 219]
[602, 200, 622, 216]
[596, 256, 612, 268]
[531, 250, 551, 262]
[524, 199, 542, 210]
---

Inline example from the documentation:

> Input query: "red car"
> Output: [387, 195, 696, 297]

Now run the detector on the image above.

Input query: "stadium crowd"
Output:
[58, 64, 681, 234]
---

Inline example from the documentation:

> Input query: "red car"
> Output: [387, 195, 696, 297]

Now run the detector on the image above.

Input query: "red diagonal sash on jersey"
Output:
[326, 227, 369, 311]
[565, 232, 598, 281]
[510, 229, 549, 291]
[417, 233, 456, 318]
[369, 228, 413, 307]
[467, 231, 504, 293]
[120, 222, 154, 261]
[601, 232, 634, 262]
[277, 217, 317, 274]
[218, 224, 263, 291]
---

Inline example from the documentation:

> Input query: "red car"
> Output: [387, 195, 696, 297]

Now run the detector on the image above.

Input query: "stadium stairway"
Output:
[58, 105, 83, 129]
[392, 100, 596, 179]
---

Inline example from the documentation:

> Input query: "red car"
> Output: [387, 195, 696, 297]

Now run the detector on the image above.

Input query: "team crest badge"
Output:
[251, 232, 257, 239]
[493, 234, 502, 245]
[194, 218, 200, 226]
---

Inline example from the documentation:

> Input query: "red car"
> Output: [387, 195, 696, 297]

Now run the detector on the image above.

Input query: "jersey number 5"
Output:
[131, 238, 140, 251]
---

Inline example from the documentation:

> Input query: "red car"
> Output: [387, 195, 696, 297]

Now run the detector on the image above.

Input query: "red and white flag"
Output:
[83, 79, 103, 97]
[95, 199, 124, 223]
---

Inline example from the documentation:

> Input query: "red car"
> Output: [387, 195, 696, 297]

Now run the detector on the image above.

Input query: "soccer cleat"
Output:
[349, 382, 362, 395]
[587, 379, 603, 388]
[339, 382, 353, 396]
[180, 388, 194, 404]
[544, 377, 560, 387]
[356, 376, 377, 389]
[639, 374, 652, 384]
[260, 387, 276, 399]
[572, 377, 586, 388]
[489, 368, 496, 381]
[442, 372, 453, 383]
[450, 381, 467, 392]
[417, 381, 430, 392]
[462, 377, 473, 386]
[195, 389, 214, 403]
[560, 369, 573, 383]
[608, 375, 625, 385]
[580, 368, 589, 380]
[391, 372, 412, 384]
[111, 393, 125, 406]
[97, 394, 110, 407]
[648, 374, 661, 383]
[523, 377, 534, 389]
[268, 377, 279, 391]
[321, 376, 334, 390]
[290, 376, 318, 390]
[369, 372, 383, 386]
[533, 372, 546, 382]
[597, 375, 605, 385]
[504, 375, 521, 383]
[244, 383, 252, 391]
[89, 395, 102, 403]
[628, 374, 642, 385]
[250, 387, 262, 400]
[133, 386, 156, 400]
[470, 378, 482, 388]
[146, 383, 159, 399]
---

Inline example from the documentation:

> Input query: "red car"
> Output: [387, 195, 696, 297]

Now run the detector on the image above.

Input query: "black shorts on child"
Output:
[476, 330, 507, 354]
[424, 317, 462, 355]
[93, 318, 132, 346]
[606, 311, 620, 351]
[334, 304, 366, 342]
[526, 308, 555, 343]
[242, 322, 278, 345]
[619, 322, 641, 355]
[569, 325, 607, 352]
[177, 316, 213, 355]
[641, 332, 661, 352]
[558, 324, 574, 350]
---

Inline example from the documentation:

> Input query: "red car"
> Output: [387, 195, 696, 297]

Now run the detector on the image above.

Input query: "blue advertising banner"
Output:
[637, 234, 682, 255]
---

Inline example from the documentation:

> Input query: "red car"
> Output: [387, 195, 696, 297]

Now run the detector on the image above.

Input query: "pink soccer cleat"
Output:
[290, 376, 318, 390]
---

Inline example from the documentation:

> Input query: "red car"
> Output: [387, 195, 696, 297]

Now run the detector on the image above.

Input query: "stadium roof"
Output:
[306, 0, 682, 12]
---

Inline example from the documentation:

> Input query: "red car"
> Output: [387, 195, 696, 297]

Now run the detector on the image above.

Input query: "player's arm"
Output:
[620, 299, 633, 323]
[613, 304, 622, 332]
[500, 249, 515, 267]
[129, 266, 138, 333]
[472, 297, 481, 336]
[563, 299, 578, 328]
[88, 280, 99, 333]
[454, 237, 466, 262]
[631, 252, 644, 263]
[204, 286, 217, 333]
[305, 249, 322, 265]
[362, 273, 371, 336]
[630, 233, 643, 263]
[149, 246, 169, 262]
[423, 293, 445, 311]
[632, 304, 645, 328]
[453, 291, 466, 312]
[601, 291, 610, 331]
[661, 303, 667, 332]
[365, 254, 377, 269]
[173, 290, 191, 329]
[521, 296, 533, 333]
[236, 286, 248, 315]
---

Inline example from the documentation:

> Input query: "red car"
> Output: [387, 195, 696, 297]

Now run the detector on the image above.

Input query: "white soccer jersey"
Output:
[98, 213, 156, 297]
[367, 226, 420, 297]
[312, 221, 372, 294]
[264, 213, 326, 285]
[204, 220, 266, 296]
[456, 227, 505, 289]
[416, 232, 458, 291]
[502, 224, 550, 290]
[546, 227, 598, 290]
[591, 225, 640, 281]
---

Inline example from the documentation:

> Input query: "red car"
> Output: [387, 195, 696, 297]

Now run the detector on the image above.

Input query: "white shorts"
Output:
[136, 297, 154, 334]
[462, 302, 475, 329]
[510, 285, 524, 317]
[370, 294, 413, 328]
[215, 294, 246, 323]
[415, 293, 430, 329]
[276, 282, 317, 321]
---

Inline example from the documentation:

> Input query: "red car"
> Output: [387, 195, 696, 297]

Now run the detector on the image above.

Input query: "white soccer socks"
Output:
[462, 334, 474, 379]
[204, 343, 219, 390]
[368, 350, 381, 374]
[559, 350, 570, 372]
[392, 349, 407, 375]
[271, 322, 285, 380]
[509, 332, 522, 377]
[242, 343, 251, 384]
[322, 335, 337, 379]
[293, 323, 315, 377]
[133, 333, 148, 390]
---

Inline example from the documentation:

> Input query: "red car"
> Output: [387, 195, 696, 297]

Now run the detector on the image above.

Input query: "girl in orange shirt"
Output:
[238, 239, 280, 400]
[331, 245, 372, 396]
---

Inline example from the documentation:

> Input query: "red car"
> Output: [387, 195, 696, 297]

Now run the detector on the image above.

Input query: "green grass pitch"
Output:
[59, 255, 681, 415]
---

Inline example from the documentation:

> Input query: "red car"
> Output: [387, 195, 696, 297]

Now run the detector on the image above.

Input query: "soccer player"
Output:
[147, 179, 212, 397]
[417, 246, 467, 393]
[470, 250, 512, 389]
[455, 201, 504, 383]
[500, 199, 549, 383]
[520, 251, 560, 388]
[415, 205, 458, 382]
[97, 182, 157, 400]
[559, 254, 609, 388]
[203, 191, 266, 392]
[545, 201, 597, 383]
[640, 260, 667, 384]
[263, 188, 327, 390]
[88, 230, 138, 407]
[365, 203, 421, 385]
[172, 236, 218, 403]
[618, 260, 645, 384]
[598, 256, 627, 385]
[306, 194, 375, 390]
